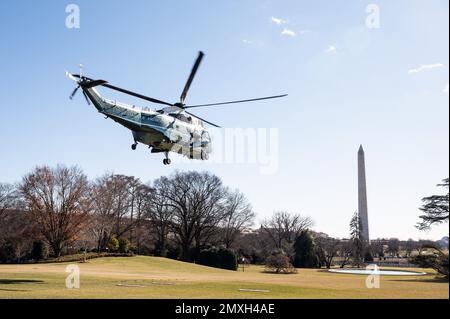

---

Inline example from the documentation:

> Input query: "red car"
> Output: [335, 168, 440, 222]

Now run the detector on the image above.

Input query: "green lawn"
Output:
[0, 256, 447, 299]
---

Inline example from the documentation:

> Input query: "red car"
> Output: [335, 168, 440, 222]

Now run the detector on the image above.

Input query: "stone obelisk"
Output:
[358, 145, 370, 242]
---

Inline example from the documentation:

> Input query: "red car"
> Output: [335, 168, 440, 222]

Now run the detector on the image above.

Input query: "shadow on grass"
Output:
[0, 279, 44, 292]
[261, 271, 298, 275]
[388, 277, 449, 284]
[0, 279, 44, 285]
[317, 269, 334, 273]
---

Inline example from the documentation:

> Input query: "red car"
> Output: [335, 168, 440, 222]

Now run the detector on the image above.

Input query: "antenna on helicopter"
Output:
[79, 64, 84, 80]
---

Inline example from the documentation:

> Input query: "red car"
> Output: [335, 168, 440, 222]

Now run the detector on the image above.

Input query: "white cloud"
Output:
[325, 45, 337, 54]
[408, 63, 445, 74]
[242, 39, 253, 45]
[270, 16, 288, 25]
[281, 28, 296, 37]
[443, 83, 449, 95]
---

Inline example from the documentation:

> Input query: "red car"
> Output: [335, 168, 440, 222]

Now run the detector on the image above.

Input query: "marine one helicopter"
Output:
[66, 52, 287, 165]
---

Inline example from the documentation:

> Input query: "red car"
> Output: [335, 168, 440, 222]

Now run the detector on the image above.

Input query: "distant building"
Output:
[438, 236, 449, 249]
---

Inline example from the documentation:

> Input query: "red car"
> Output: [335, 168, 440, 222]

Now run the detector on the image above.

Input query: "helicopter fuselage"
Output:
[67, 52, 287, 165]
[83, 86, 211, 160]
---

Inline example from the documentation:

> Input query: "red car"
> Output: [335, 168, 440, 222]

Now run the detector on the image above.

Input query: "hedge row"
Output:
[39, 252, 134, 264]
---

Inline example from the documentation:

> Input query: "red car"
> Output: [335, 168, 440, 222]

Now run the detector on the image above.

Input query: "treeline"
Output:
[0, 165, 339, 269]
[0, 167, 447, 275]
[0, 165, 257, 267]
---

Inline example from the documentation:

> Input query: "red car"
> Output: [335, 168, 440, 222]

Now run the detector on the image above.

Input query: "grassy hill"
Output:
[0, 256, 447, 299]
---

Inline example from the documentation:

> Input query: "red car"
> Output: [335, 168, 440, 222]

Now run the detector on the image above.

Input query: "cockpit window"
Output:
[202, 131, 211, 141]
[142, 114, 157, 121]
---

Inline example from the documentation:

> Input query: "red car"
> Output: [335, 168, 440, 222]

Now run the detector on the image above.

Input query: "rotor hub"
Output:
[174, 102, 186, 109]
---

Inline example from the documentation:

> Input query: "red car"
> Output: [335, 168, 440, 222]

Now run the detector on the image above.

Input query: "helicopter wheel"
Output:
[163, 159, 171, 165]
[131, 143, 137, 150]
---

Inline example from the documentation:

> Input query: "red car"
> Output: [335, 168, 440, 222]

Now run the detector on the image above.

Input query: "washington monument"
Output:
[358, 145, 370, 242]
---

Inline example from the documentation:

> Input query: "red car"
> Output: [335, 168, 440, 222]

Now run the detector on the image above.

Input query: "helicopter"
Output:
[66, 52, 287, 165]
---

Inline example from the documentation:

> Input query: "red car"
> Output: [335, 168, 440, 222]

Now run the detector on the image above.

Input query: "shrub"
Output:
[364, 251, 374, 263]
[107, 237, 119, 252]
[198, 248, 218, 267]
[43, 252, 133, 263]
[166, 245, 181, 260]
[219, 248, 238, 271]
[154, 241, 168, 257]
[31, 240, 47, 261]
[197, 247, 238, 271]
[265, 252, 297, 274]
[118, 237, 131, 254]
[0, 240, 16, 263]
[410, 250, 449, 279]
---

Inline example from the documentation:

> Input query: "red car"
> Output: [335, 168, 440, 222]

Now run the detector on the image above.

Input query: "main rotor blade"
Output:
[66, 71, 79, 82]
[71, 73, 173, 106]
[185, 110, 221, 128]
[184, 94, 288, 108]
[83, 79, 108, 89]
[180, 51, 204, 104]
[101, 83, 174, 107]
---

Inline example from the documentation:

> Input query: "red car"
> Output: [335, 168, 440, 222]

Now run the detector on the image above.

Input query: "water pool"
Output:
[328, 269, 427, 276]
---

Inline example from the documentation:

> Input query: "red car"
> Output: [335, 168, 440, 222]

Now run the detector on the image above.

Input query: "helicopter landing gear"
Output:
[201, 149, 209, 160]
[163, 152, 171, 165]
[131, 142, 138, 150]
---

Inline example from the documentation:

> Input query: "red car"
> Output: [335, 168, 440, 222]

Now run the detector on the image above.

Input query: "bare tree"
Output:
[89, 173, 142, 251]
[89, 174, 118, 251]
[261, 211, 314, 250]
[146, 178, 174, 257]
[0, 210, 39, 262]
[133, 184, 153, 254]
[338, 240, 353, 268]
[315, 236, 340, 269]
[370, 240, 385, 258]
[110, 175, 140, 237]
[387, 238, 400, 257]
[0, 183, 17, 222]
[20, 165, 91, 257]
[152, 171, 227, 261]
[234, 228, 274, 264]
[220, 189, 255, 249]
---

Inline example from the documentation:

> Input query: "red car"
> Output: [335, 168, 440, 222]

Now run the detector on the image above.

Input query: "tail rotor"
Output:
[66, 64, 91, 105]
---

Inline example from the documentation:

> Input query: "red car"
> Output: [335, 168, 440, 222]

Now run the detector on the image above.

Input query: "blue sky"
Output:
[0, 0, 448, 240]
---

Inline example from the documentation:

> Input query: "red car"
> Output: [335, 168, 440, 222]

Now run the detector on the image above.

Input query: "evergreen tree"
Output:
[31, 240, 47, 261]
[350, 212, 364, 267]
[294, 230, 318, 268]
[417, 178, 449, 230]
